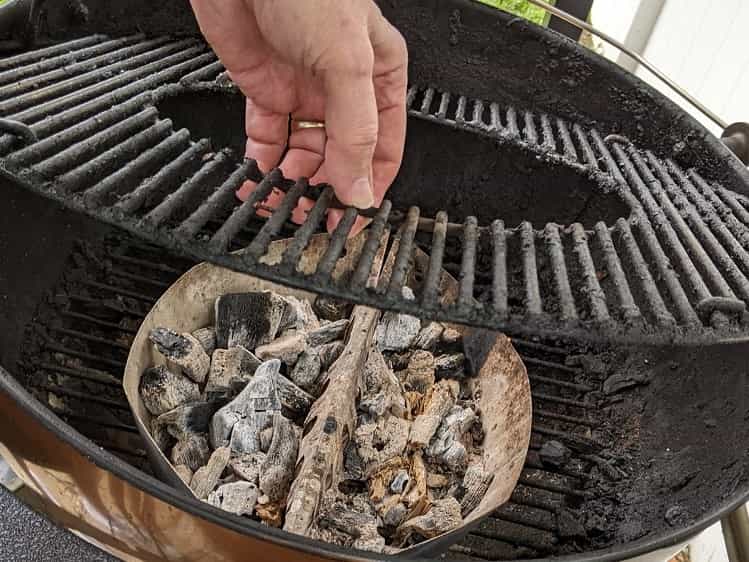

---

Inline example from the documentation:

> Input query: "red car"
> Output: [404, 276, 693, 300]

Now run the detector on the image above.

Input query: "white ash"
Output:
[138, 289, 487, 549]
[375, 288, 420, 352]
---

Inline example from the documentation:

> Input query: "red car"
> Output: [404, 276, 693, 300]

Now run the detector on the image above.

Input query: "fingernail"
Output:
[349, 177, 374, 209]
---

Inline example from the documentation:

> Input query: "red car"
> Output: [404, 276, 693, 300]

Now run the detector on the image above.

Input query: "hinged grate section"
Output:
[3, 36, 749, 344]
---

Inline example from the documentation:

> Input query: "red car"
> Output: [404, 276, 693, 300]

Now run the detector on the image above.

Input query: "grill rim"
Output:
[2, 355, 748, 562]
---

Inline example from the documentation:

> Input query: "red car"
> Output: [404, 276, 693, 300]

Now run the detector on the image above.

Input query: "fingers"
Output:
[321, 40, 378, 210]
[244, 98, 288, 174]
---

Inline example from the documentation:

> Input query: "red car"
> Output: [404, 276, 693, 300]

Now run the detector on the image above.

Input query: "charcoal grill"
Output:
[0, 0, 748, 561]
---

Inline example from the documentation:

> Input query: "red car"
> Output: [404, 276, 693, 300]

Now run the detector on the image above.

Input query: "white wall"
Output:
[589, 0, 749, 137]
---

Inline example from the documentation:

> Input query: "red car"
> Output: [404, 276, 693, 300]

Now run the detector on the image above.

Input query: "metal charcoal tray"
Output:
[4, 35, 749, 346]
[123, 233, 532, 556]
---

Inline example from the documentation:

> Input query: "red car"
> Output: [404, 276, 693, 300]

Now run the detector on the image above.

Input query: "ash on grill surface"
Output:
[13, 233, 700, 560]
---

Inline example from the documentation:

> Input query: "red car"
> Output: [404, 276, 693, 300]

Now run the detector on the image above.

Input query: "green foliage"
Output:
[477, 0, 552, 26]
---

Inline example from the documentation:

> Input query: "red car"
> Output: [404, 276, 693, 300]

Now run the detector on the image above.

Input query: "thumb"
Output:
[322, 44, 377, 210]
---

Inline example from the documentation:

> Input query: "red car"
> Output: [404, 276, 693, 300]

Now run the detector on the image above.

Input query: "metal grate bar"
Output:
[613, 144, 713, 303]
[6, 43, 205, 124]
[6, 93, 151, 167]
[144, 149, 232, 227]
[716, 186, 749, 228]
[0, 35, 144, 90]
[387, 206, 420, 295]
[2, 40, 200, 118]
[56, 119, 173, 193]
[614, 218, 674, 325]
[491, 220, 508, 315]
[489, 102, 502, 131]
[669, 163, 749, 279]
[436, 91, 450, 119]
[593, 222, 641, 321]
[32, 107, 158, 178]
[458, 216, 479, 307]
[84, 129, 192, 206]
[422, 211, 448, 308]
[523, 112, 538, 145]
[471, 100, 484, 126]
[506, 107, 520, 137]
[116, 138, 210, 215]
[556, 118, 577, 161]
[455, 96, 467, 123]
[350, 199, 393, 287]
[314, 207, 358, 278]
[520, 221, 542, 316]
[210, 168, 281, 252]
[177, 159, 257, 239]
[245, 179, 307, 259]
[570, 223, 610, 322]
[690, 170, 749, 248]
[0, 35, 107, 73]
[543, 224, 577, 321]
[281, 188, 335, 272]
[420, 87, 435, 114]
[572, 124, 597, 168]
[0, 36, 168, 103]
[179, 60, 225, 84]
[539, 114, 555, 151]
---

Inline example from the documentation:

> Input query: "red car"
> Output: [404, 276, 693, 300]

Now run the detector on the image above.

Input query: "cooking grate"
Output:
[17, 236, 614, 560]
[3, 35, 749, 345]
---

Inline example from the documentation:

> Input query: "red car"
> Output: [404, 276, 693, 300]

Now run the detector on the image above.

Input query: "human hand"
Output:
[190, 0, 408, 235]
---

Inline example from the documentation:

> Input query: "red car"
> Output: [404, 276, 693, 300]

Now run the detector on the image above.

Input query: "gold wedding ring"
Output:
[291, 119, 325, 132]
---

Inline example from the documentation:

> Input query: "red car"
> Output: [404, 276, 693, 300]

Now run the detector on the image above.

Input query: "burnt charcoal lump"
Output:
[215, 292, 288, 349]
[140, 365, 200, 416]
[539, 440, 571, 467]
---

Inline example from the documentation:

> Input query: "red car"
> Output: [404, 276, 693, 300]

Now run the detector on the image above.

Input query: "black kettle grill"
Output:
[0, 1, 748, 561]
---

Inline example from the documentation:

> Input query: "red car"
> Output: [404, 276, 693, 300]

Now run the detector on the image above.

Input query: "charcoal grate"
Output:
[17, 235, 609, 560]
[3, 35, 749, 344]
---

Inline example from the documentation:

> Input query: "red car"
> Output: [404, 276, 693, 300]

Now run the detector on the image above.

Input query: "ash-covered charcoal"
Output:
[215, 292, 289, 349]
[149, 328, 210, 384]
[205, 346, 261, 398]
[459, 462, 493, 515]
[426, 472, 449, 489]
[440, 326, 462, 346]
[375, 288, 420, 352]
[276, 375, 314, 417]
[360, 349, 406, 418]
[208, 481, 259, 517]
[402, 350, 435, 393]
[280, 295, 320, 332]
[139, 365, 200, 416]
[313, 295, 353, 321]
[289, 349, 321, 394]
[210, 359, 281, 449]
[426, 405, 477, 470]
[356, 416, 411, 476]
[396, 496, 462, 543]
[317, 341, 344, 370]
[171, 432, 211, 472]
[150, 417, 173, 452]
[229, 451, 266, 485]
[434, 353, 466, 378]
[154, 401, 223, 440]
[259, 414, 300, 502]
[412, 322, 443, 351]
[192, 326, 217, 356]
[314, 491, 385, 553]
[307, 319, 349, 346]
[259, 426, 274, 453]
[255, 332, 306, 365]
[174, 464, 194, 486]
[409, 379, 459, 450]
[390, 470, 410, 494]
[229, 414, 273, 455]
[402, 452, 428, 517]
[191, 446, 231, 499]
